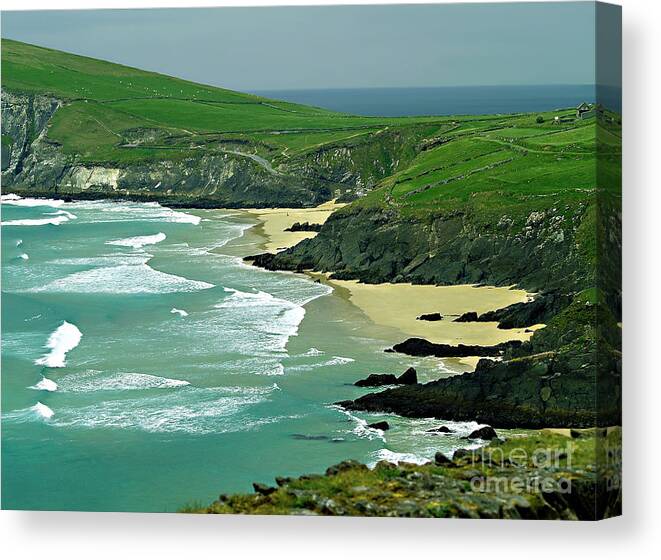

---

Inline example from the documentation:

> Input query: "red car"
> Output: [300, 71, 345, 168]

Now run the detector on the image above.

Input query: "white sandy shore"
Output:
[245, 203, 543, 366]
[310, 275, 543, 366]
[246, 199, 344, 253]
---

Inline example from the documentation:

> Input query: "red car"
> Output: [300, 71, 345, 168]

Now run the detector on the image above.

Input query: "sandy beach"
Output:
[246, 199, 344, 253]
[246, 204, 542, 363]
[310, 275, 543, 352]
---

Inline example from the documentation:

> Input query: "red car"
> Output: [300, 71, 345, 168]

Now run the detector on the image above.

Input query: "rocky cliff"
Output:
[251, 200, 597, 295]
[1, 89, 419, 207]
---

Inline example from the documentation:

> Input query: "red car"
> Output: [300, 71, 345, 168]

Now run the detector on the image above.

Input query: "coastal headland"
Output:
[1, 38, 622, 518]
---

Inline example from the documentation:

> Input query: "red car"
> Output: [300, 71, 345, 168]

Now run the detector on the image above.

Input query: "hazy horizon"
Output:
[1, 3, 607, 91]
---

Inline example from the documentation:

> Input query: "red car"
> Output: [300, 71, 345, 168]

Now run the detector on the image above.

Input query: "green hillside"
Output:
[1, 38, 620, 216]
[1, 39, 453, 164]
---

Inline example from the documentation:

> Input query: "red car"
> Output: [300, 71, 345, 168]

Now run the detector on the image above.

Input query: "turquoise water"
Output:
[1, 196, 482, 512]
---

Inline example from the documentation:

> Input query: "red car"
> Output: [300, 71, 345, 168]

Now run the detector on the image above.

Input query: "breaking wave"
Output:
[31, 263, 214, 294]
[1, 194, 65, 208]
[2, 214, 72, 227]
[369, 449, 430, 466]
[106, 232, 166, 249]
[4, 402, 55, 423]
[29, 377, 59, 392]
[34, 321, 83, 368]
[55, 370, 191, 392]
[44, 385, 278, 434]
[287, 356, 355, 372]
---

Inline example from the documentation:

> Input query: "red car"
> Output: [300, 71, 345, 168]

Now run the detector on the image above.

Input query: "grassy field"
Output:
[2, 38, 620, 215]
[349, 108, 620, 226]
[2, 39, 460, 164]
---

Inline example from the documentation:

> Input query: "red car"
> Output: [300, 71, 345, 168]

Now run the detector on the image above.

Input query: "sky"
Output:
[1, 3, 609, 91]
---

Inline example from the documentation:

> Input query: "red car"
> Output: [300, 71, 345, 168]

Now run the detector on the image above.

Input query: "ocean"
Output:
[1, 195, 487, 512]
[252, 84, 622, 117]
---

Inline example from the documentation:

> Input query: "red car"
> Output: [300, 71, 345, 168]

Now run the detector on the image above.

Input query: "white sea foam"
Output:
[30, 377, 59, 392]
[301, 347, 324, 357]
[68, 200, 201, 225]
[215, 288, 306, 354]
[32, 402, 55, 419]
[1, 194, 65, 208]
[261, 363, 285, 376]
[2, 214, 71, 226]
[50, 253, 150, 266]
[56, 370, 190, 392]
[31, 263, 214, 294]
[288, 356, 355, 372]
[106, 232, 166, 249]
[47, 386, 270, 433]
[170, 308, 189, 317]
[48, 209, 77, 220]
[35, 321, 82, 368]
[369, 449, 430, 467]
[2, 402, 54, 423]
[333, 407, 386, 442]
[19, 253, 29, 260]
[16, 239, 23, 246]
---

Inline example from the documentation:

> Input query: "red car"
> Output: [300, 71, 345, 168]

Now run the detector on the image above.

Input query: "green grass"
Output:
[2, 38, 621, 221]
[1, 39, 457, 164]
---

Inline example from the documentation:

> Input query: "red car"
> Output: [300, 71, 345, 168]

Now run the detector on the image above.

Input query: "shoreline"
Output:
[244, 199, 344, 253]
[309, 273, 541, 349]
[242, 205, 544, 367]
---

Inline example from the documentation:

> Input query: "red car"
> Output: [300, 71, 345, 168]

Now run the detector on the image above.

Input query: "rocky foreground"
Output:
[184, 430, 621, 519]
[338, 293, 621, 429]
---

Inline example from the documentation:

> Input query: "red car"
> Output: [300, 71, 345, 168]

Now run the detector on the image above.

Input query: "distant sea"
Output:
[253, 85, 621, 117]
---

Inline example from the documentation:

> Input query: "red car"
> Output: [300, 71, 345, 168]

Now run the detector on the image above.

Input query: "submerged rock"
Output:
[426, 425, 454, 434]
[291, 434, 329, 441]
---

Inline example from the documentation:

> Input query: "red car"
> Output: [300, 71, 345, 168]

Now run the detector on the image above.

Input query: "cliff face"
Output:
[1, 89, 415, 207]
[254, 201, 596, 295]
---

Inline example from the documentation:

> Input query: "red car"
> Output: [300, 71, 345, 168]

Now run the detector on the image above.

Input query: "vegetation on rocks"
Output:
[183, 430, 621, 519]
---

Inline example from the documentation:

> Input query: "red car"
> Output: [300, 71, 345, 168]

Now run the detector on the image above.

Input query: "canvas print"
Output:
[1, 2, 621, 519]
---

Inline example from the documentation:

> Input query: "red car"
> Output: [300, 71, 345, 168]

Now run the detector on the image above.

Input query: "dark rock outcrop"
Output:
[354, 374, 397, 387]
[396, 367, 418, 385]
[388, 337, 521, 358]
[426, 425, 454, 434]
[454, 311, 478, 322]
[367, 421, 390, 431]
[477, 291, 573, 329]
[354, 367, 417, 387]
[434, 452, 454, 465]
[338, 343, 621, 429]
[285, 221, 323, 232]
[252, 482, 277, 496]
[417, 312, 443, 321]
[252, 203, 596, 298]
[466, 426, 498, 440]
